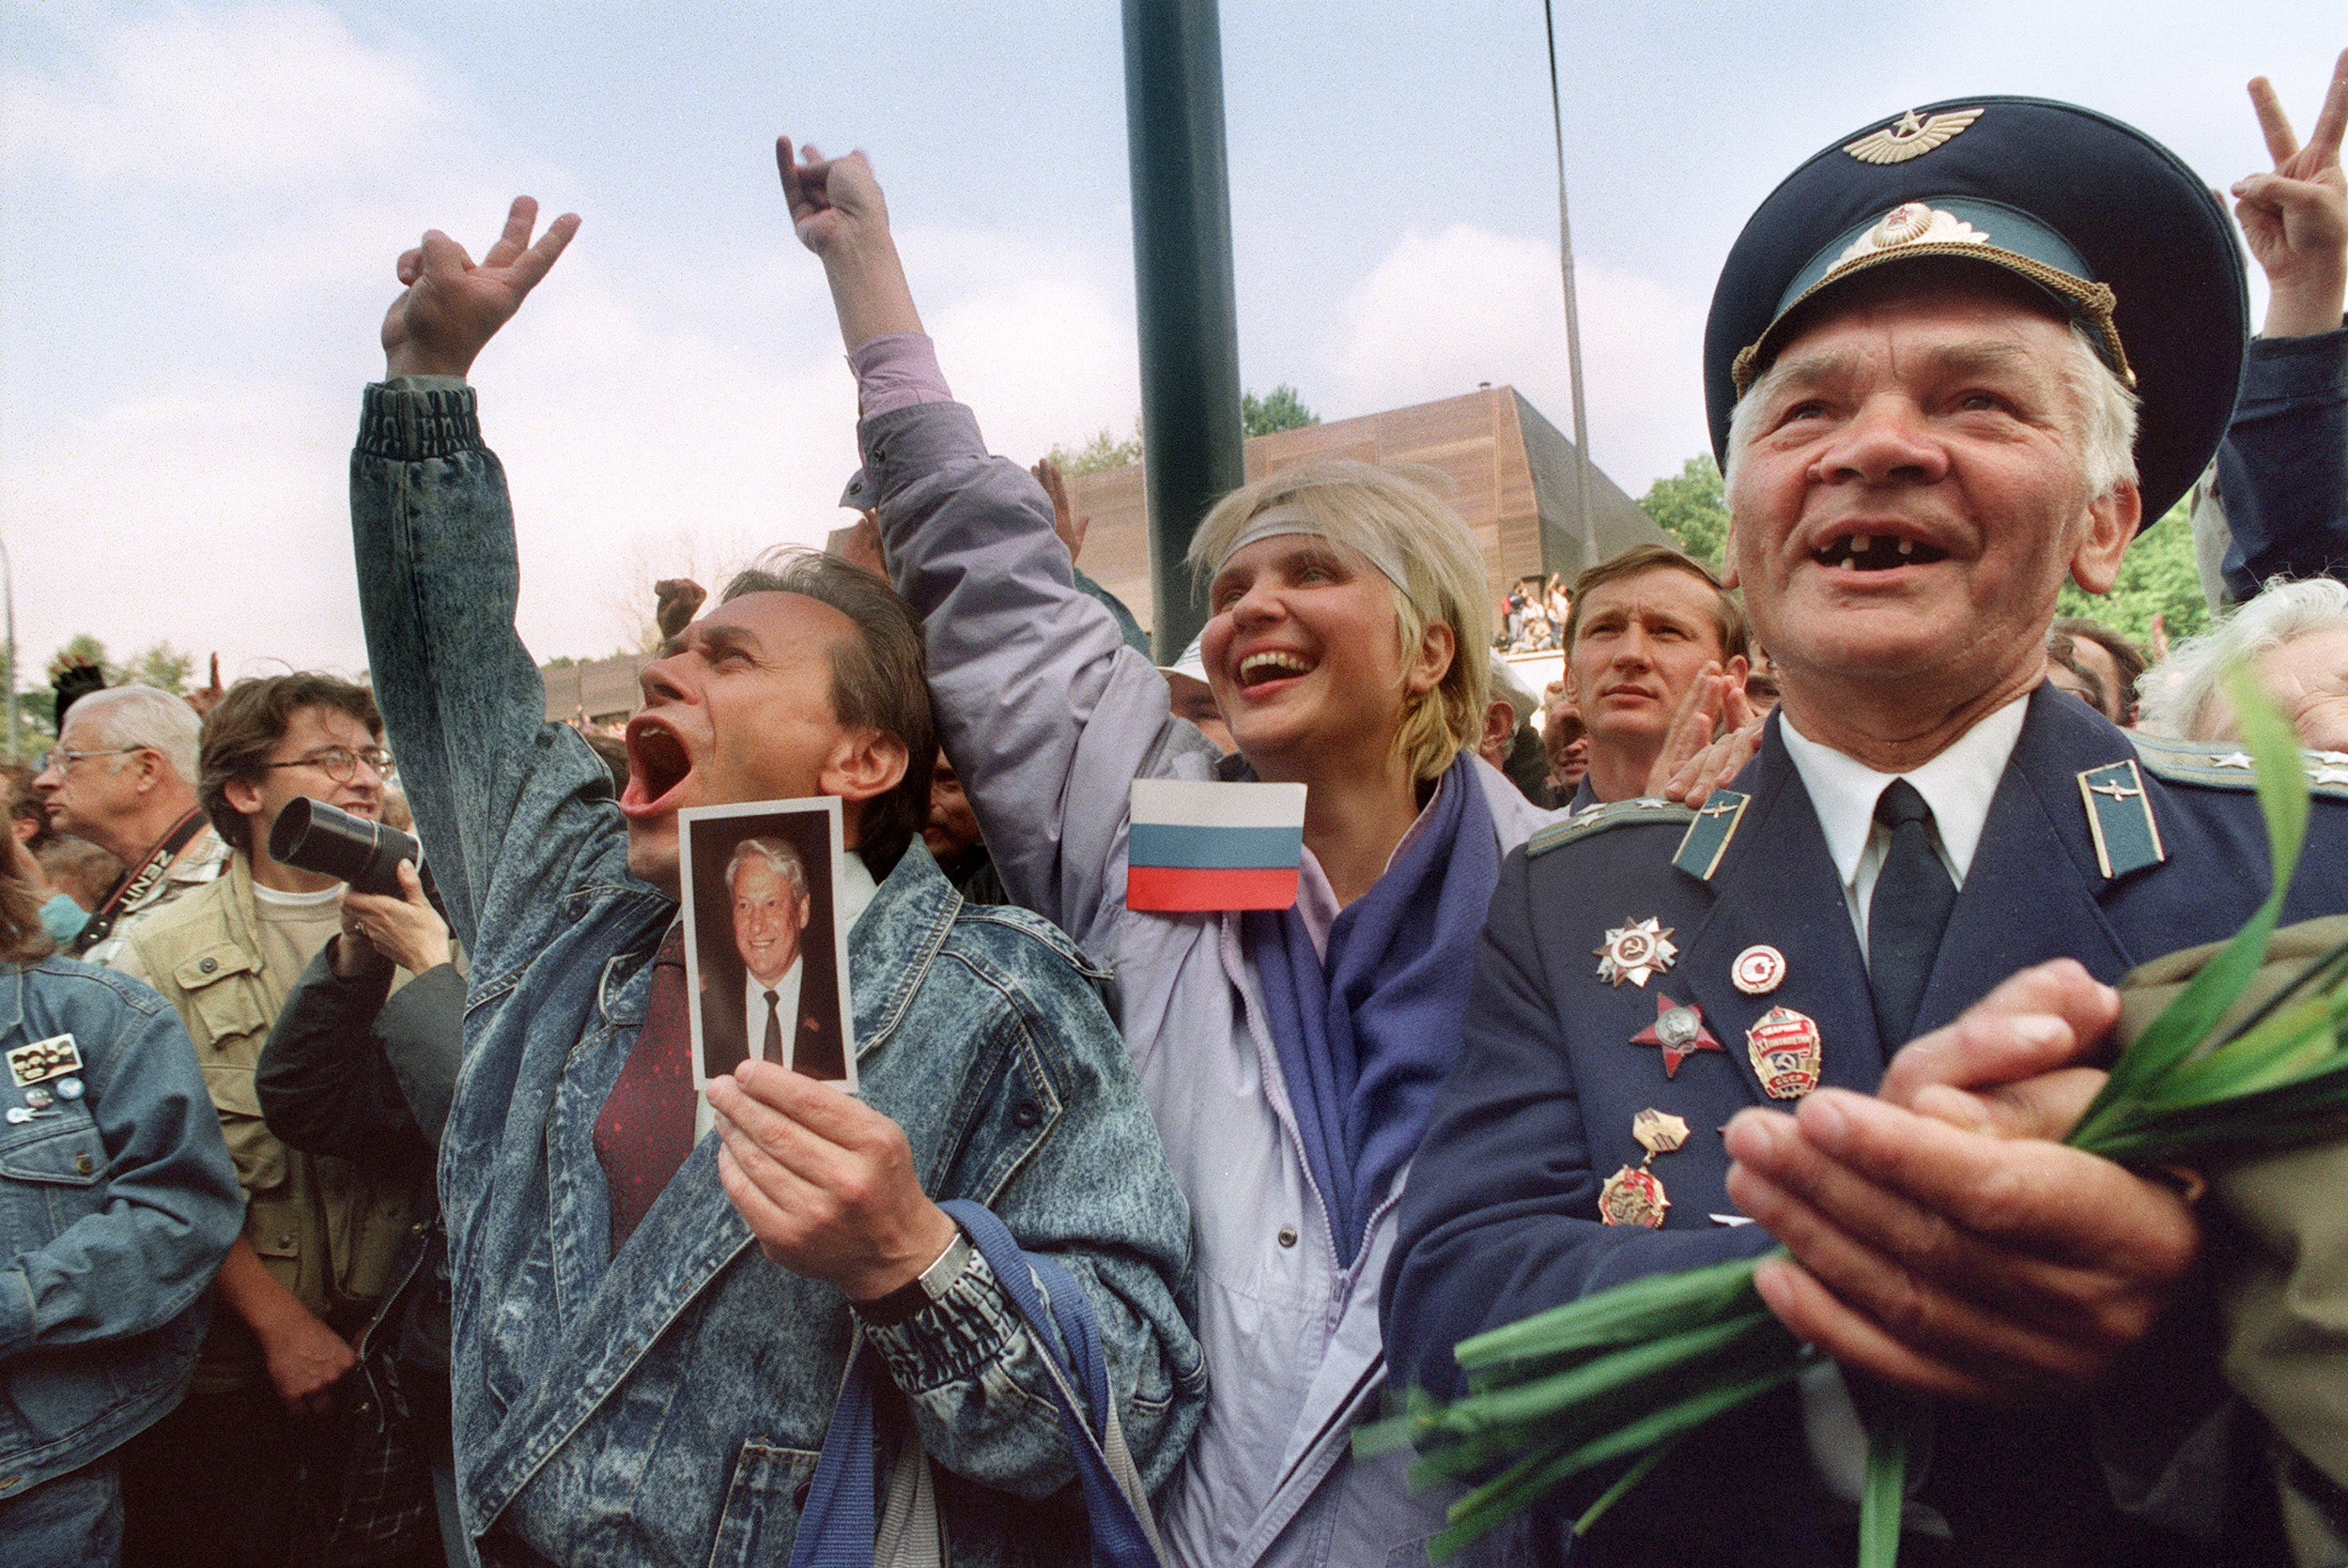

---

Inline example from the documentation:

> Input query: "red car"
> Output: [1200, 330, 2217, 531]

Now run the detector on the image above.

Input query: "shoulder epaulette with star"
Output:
[1525, 797, 1696, 859]
[2127, 731, 2348, 800]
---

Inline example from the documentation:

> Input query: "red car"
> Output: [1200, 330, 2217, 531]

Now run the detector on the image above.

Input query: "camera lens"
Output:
[269, 796, 420, 897]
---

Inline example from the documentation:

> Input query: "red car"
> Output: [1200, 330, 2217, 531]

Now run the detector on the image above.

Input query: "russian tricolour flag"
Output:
[1126, 779, 1308, 912]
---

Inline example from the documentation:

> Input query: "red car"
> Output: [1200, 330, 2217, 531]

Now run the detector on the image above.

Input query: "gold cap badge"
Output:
[1844, 107, 1984, 165]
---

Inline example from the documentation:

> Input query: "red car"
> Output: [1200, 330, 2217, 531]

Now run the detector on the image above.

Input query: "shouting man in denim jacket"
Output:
[349, 199, 1204, 1567]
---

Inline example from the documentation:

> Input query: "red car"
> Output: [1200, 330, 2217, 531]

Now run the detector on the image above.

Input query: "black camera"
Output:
[269, 797, 420, 898]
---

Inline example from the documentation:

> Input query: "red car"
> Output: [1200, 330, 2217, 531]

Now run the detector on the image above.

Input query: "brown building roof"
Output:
[1065, 385, 1665, 642]
[542, 653, 651, 729]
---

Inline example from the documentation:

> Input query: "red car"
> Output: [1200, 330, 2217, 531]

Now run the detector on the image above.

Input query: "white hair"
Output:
[1724, 317, 2139, 505]
[64, 686, 201, 784]
[2138, 576, 2348, 743]
[1488, 654, 1541, 725]
[724, 836, 809, 900]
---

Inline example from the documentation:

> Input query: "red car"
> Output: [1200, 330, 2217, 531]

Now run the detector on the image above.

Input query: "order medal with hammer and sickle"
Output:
[1599, 1109, 1691, 1228]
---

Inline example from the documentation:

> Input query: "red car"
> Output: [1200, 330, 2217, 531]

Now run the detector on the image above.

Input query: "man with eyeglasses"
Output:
[32, 683, 231, 966]
[108, 673, 437, 1568]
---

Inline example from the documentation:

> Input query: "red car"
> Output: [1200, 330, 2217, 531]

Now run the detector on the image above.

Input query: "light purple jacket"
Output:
[866, 398, 1554, 1568]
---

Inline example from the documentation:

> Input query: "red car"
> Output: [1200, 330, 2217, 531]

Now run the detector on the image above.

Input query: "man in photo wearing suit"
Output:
[703, 837, 844, 1081]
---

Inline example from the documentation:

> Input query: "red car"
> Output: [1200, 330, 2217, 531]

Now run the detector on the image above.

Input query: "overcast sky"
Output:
[1, 1, 2336, 681]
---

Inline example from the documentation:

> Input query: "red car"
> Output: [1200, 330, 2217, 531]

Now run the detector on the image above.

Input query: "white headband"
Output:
[1215, 504, 1413, 596]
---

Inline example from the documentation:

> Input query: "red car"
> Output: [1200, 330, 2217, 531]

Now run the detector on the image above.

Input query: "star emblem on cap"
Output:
[1630, 993, 1723, 1077]
[1843, 106, 1985, 165]
[1596, 917, 1678, 988]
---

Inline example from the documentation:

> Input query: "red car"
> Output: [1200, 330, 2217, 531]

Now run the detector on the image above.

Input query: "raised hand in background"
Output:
[1030, 456, 1089, 565]
[778, 137, 922, 349]
[2238, 48, 2348, 337]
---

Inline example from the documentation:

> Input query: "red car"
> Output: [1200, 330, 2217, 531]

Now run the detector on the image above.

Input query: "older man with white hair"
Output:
[31, 684, 228, 965]
[2140, 576, 2348, 756]
[1391, 89, 2348, 1564]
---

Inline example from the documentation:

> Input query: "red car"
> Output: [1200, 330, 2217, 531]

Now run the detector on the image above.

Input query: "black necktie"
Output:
[1867, 779, 1957, 1048]
[762, 990, 783, 1064]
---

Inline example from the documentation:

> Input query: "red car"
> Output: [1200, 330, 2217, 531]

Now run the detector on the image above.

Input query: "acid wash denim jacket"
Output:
[349, 379, 1206, 1567]
[0, 956, 243, 1501]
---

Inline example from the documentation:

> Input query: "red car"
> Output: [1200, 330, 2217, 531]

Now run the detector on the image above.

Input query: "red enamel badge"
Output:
[1630, 993, 1723, 1078]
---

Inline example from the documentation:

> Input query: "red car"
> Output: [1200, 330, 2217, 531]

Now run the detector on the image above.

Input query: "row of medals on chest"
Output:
[1594, 919, 1817, 1228]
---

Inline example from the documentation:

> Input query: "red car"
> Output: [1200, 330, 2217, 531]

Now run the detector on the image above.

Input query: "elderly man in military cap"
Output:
[1388, 89, 2348, 1564]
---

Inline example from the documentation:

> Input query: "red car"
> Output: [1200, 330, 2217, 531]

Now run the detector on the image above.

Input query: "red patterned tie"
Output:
[594, 926, 698, 1253]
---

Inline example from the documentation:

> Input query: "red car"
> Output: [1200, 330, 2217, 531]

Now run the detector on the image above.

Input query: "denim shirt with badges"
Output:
[350, 378, 1204, 1567]
[0, 956, 242, 1499]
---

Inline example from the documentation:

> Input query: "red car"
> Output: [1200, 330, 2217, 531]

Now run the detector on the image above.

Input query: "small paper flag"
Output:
[1126, 779, 1308, 912]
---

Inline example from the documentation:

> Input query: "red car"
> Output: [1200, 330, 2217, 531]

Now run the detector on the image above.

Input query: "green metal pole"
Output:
[1122, 0, 1245, 662]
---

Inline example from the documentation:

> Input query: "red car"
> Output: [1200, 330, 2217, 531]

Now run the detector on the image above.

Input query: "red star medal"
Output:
[1630, 993, 1722, 1078]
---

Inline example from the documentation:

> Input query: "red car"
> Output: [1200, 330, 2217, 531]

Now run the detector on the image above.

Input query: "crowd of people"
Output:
[3, 44, 2347, 1568]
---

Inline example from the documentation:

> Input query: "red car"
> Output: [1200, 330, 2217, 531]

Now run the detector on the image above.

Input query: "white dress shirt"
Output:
[740, 849, 879, 1069]
[1778, 695, 2031, 960]
[1774, 694, 2029, 1517]
[744, 958, 805, 1068]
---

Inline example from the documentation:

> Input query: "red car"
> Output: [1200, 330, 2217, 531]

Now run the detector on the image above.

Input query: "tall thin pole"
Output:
[1122, 0, 1247, 661]
[0, 530, 16, 761]
[1543, 0, 1599, 568]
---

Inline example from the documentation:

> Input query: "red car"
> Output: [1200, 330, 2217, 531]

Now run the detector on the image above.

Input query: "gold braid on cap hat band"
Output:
[1730, 244, 2130, 395]
[1215, 504, 1414, 596]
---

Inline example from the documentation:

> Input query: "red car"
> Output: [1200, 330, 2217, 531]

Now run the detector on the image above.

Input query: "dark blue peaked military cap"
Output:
[1703, 97, 2248, 525]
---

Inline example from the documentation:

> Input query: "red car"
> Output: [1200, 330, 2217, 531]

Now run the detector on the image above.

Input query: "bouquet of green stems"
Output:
[1360, 674, 2348, 1566]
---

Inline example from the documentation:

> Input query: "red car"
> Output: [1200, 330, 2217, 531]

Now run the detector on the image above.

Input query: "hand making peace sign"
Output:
[2237, 48, 2348, 338]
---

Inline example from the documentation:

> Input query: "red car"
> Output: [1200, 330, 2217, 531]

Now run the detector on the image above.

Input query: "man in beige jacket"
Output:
[112, 672, 428, 1568]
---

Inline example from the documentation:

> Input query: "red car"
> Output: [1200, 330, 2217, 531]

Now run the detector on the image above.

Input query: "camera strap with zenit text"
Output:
[68, 807, 209, 957]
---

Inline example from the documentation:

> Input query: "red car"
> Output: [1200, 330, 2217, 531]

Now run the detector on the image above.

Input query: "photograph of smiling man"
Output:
[680, 799, 854, 1129]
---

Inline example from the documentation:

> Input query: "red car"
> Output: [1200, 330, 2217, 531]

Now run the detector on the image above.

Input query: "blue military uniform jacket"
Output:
[1385, 684, 2348, 1563]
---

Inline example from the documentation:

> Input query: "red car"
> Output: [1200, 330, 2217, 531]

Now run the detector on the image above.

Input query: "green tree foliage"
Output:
[43, 635, 195, 694]
[1045, 424, 1144, 477]
[52, 634, 109, 679]
[1243, 384, 1319, 438]
[126, 643, 194, 694]
[2056, 495, 2205, 646]
[1641, 456, 1729, 572]
[1049, 386, 1321, 477]
[0, 650, 58, 761]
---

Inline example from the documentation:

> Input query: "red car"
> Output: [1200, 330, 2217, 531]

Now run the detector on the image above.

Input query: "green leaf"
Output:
[1860, 1402, 1923, 1568]
[2071, 668, 2309, 1148]
[1423, 1310, 1784, 1438]
[1425, 1362, 1803, 1560]
[1456, 1252, 1771, 1373]
[1571, 1432, 1686, 1538]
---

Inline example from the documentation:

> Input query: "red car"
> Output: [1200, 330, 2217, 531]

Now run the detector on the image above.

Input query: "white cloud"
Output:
[0, 1, 1149, 681]
[1324, 223, 1713, 496]
[3, 379, 371, 684]
[2, 219, 1147, 678]
[3, 2, 443, 189]
[902, 223, 1139, 465]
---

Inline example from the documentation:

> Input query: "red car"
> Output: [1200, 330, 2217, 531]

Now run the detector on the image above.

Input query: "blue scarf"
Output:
[1245, 751, 1500, 1265]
